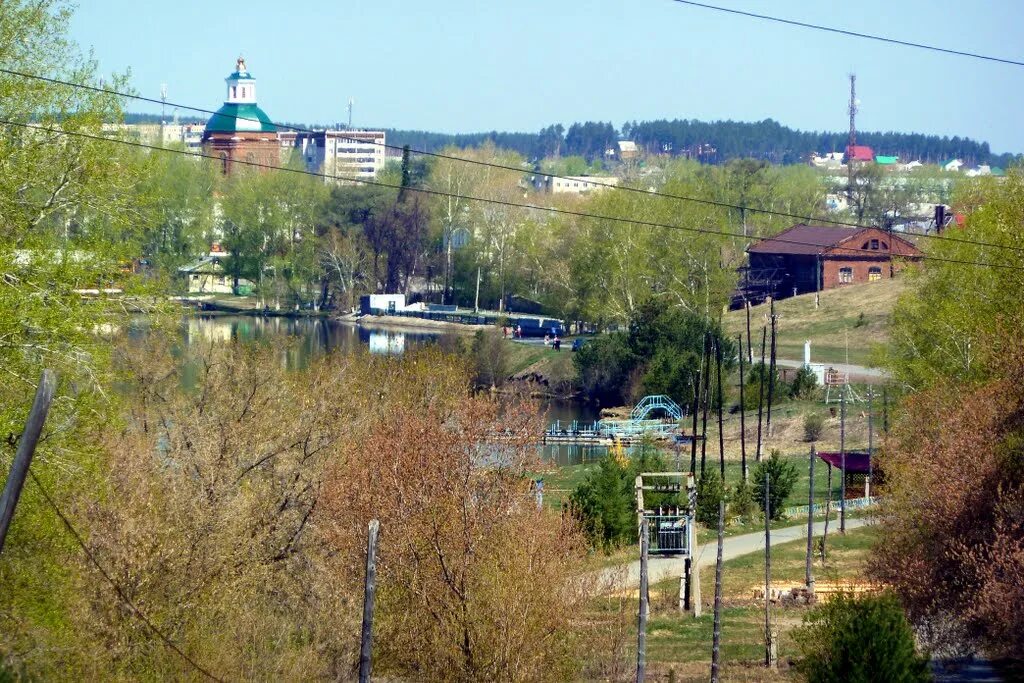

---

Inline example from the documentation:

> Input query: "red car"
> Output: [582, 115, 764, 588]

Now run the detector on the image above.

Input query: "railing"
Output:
[630, 394, 683, 421]
[784, 496, 878, 518]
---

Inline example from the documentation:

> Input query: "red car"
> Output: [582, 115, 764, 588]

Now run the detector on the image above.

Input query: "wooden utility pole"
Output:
[689, 366, 701, 476]
[711, 500, 725, 683]
[821, 463, 832, 563]
[867, 387, 874, 498]
[745, 300, 753, 364]
[700, 335, 711, 477]
[738, 335, 748, 481]
[764, 473, 775, 668]
[358, 519, 381, 683]
[637, 516, 649, 683]
[755, 327, 767, 462]
[715, 339, 725, 481]
[766, 309, 778, 438]
[806, 446, 816, 594]
[840, 385, 847, 534]
[0, 370, 57, 556]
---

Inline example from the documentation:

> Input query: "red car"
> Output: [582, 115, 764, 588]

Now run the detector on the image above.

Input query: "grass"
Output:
[641, 526, 880, 680]
[723, 279, 907, 367]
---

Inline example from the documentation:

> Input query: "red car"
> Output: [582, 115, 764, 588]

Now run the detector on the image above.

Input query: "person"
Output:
[515, 324, 522, 338]
[553, 335, 561, 351]
[502, 325, 508, 339]
[544, 333, 550, 346]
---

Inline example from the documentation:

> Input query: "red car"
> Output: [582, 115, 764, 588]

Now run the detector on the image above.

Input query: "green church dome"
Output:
[204, 102, 276, 134]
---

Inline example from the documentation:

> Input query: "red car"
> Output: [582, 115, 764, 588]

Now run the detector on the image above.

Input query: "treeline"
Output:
[383, 118, 1020, 167]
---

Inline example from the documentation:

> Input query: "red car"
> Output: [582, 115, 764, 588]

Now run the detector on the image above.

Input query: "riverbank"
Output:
[341, 313, 488, 333]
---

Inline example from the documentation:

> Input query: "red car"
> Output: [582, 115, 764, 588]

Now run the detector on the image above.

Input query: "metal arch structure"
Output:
[631, 395, 683, 421]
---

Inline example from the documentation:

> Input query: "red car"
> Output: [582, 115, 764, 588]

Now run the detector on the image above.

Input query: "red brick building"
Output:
[743, 223, 923, 301]
[202, 57, 280, 175]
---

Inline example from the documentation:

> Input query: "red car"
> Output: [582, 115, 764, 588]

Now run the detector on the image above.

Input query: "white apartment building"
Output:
[543, 175, 620, 195]
[281, 129, 387, 183]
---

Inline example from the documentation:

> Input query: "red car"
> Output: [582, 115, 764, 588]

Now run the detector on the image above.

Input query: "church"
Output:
[202, 57, 280, 175]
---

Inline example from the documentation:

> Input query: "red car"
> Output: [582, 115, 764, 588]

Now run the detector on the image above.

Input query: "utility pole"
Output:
[806, 445, 816, 595]
[846, 73, 857, 204]
[764, 473, 775, 669]
[0, 370, 57, 555]
[822, 463, 832, 563]
[711, 500, 725, 683]
[700, 334, 711, 477]
[473, 266, 481, 313]
[636, 516, 649, 683]
[755, 326, 767, 462]
[715, 339, 725, 481]
[840, 385, 847, 534]
[358, 519, 380, 683]
[690, 365, 701, 476]
[745, 300, 753, 364]
[347, 97, 354, 129]
[766, 308, 778, 438]
[867, 387, 874, 499]
[738, 335, 748, 481]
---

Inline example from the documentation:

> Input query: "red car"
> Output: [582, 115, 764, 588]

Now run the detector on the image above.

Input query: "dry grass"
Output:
[723, 279, 907, 366]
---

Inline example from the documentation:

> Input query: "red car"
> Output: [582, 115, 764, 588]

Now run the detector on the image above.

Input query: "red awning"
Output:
[818, 450, 871, 473]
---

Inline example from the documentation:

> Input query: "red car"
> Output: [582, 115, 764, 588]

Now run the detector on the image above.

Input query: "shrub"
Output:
[794, 591, 930, 683]
[803, 413, 825, 442]
[790, 366, 820, 400]
[471, 328, 510, 388]
[696, 469, 726, 527]
[729, 477, 756, 520]
[752, 450, 799, 520]
[854, 311, 867, 328]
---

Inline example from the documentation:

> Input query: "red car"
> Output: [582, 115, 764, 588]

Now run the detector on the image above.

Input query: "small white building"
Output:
[178, 245, 253, 294]
[543, 175, 620, 195]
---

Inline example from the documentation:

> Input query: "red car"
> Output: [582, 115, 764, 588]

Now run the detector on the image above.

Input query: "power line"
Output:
[3, 117, 1023, 273]
[27, 469, 225, 682]
[668, 0, 1024, 67]
[1, 66, 1021, 256]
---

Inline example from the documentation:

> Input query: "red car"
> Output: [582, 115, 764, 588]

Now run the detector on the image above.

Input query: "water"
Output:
[172, 315, 601, 465]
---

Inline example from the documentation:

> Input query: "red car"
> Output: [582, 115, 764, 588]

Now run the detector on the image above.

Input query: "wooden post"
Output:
[358, 519, 380, 683]
[715, 339, 725, 482]
[738, 335, 747, 481]
[745, 299, 753, 364]
[867, 387, 874, 499]
[840, 384, 847, 534]
[755, 327, 767, 462]
[0, 370, 57, 556]
[764, 473, 775, 668]
[711, 500, 725, 683]
[806, 445, 816, 594]
[637, 516, 649, 683]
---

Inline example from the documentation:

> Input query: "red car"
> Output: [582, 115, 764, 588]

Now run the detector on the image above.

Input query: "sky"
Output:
[70, 0, 1024, 153]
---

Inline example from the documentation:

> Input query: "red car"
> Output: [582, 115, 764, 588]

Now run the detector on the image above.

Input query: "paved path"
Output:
[931, 658, 1006, 682]
[599, 517, 870, 591]
[776, 358, 889, 379]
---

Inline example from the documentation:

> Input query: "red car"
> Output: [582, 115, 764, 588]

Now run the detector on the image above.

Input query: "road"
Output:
[599, 516, 870, 591]
[776, 358, 889, 380]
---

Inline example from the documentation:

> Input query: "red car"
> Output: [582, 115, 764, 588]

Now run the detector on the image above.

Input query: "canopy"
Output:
[818, 450, 871, 473]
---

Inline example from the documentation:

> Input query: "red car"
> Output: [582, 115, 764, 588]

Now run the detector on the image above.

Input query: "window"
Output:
[869, 266, 882, 282]
[870, 239, 879, 250]
[241, 86, 246, 98]
[219, 151, 228, 174]
[231, 86, 237, 98]
[839, 267, 853, 284]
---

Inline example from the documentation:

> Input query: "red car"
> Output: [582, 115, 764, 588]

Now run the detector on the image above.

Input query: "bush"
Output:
[729, 477, 756, 520]
[790, 366, 819, 400]
[696, 469, 726, 527]
[752, 450, 799, 520]
[803, 413, 825, 442]
[742, 362, 786, 410]
[794, 591, 930, 683]
[471, 328, 510, 388]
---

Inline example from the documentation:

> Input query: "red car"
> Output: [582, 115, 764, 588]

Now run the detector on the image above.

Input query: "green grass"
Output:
[723, 280, 906, 367]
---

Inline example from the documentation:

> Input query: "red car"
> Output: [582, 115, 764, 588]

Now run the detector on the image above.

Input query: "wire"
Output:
[3, 118, 1023, 273]
[668, 0, 1024, 67]
[27, 470, 225, 682]
[1, 65, 1021, 256]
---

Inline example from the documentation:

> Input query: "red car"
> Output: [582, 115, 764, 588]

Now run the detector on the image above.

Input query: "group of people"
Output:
[502, 324, 524, 339]
[544, 333, 561, 351]
[501, 324, 562, 350]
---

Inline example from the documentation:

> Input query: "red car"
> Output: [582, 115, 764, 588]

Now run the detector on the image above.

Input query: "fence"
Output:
[784, 496, 878, 518]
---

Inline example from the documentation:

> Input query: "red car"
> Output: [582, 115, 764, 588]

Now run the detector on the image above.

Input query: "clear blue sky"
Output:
[71, 0, 1024, 153]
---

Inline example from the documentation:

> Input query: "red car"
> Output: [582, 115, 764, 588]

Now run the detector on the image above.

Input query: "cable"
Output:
[27, 469, 225, 682]
[3, 117, 1023, 273]
[668, 0, 1024, 67]
[2, 65, 1021, 256]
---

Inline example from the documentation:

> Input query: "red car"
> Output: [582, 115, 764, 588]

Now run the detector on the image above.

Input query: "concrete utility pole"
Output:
[738, 335, 748, 481]
[710, 500, 725, 683]
[764, 473, 775, 668]
[867, 387, 874, 499]
[840, 385, 847, 534]
[358, 520, 380, 683]
[636, 516, 649, 683]
[806, 445, 816, 594]
[846, 73, 857, 203]
[0, 370, 57, 556]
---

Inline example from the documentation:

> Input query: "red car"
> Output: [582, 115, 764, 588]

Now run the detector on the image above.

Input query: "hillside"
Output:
[723, 278, 907, 367]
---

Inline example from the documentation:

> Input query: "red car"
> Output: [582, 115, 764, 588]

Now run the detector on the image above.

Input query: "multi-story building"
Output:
[280, 129, 388, 183]
[541, 175, 620, 195]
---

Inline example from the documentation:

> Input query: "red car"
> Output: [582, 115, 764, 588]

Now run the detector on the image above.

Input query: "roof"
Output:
[818, 450, 871, 474]
[845, 145, 874, 162]
[747, 224, 863, 256]
[178, 256, 223, 274]
[875, 155, 899, 165]
[204, 102, 276, 134]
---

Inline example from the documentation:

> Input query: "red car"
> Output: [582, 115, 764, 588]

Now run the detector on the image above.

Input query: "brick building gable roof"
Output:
[747, 224, 923, 258]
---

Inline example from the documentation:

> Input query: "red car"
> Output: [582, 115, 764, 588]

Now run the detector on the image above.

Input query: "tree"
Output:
[752, 450, 798, 520]
[569, 455, 636, 550]
[696, 469, 726, 527]
[794, 592, 930, 683]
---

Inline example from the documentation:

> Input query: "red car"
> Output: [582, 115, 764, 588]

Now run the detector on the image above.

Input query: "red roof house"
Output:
[845, 145, 875, 163]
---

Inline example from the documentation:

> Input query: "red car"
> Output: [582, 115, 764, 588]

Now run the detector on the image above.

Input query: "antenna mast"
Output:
[160, 83, 168, 146]
[846, 74, 857, 202]
[347, 98, 354, 129]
